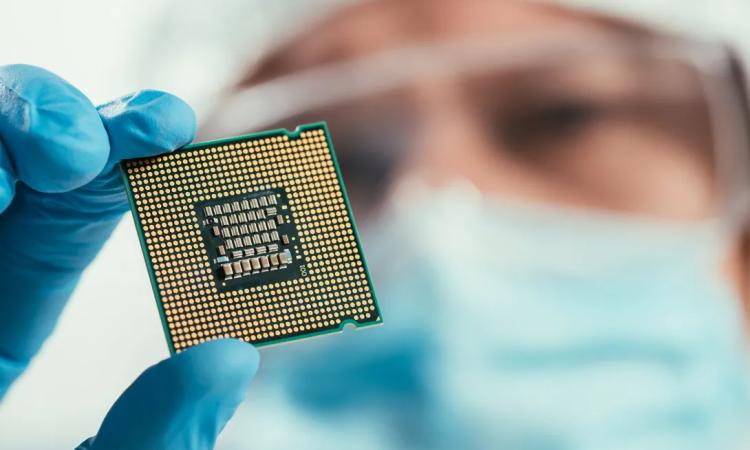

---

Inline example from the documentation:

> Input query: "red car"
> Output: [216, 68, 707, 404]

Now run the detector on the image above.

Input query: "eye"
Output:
[529, 102, 598, 133]
[499, 100, 602, 149]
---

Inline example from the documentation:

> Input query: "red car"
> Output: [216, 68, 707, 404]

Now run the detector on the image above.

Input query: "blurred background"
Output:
[3, 1, 750, 449]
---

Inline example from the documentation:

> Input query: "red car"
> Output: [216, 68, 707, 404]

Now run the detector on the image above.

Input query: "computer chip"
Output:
[121, 122, 382, 353]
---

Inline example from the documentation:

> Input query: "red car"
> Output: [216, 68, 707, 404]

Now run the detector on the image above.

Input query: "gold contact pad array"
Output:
[124, 128, 379, 351]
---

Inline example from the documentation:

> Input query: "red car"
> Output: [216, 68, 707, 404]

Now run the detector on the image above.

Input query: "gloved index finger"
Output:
[97, 90, 196, 172]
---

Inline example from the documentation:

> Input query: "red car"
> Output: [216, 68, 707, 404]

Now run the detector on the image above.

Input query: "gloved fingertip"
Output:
[172, 339, 260, 396]
[99, 90, 196, 167]
[148, 90, 196, 148]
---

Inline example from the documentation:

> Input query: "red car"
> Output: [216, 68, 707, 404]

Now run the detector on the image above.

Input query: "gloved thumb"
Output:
[76, 339, 259, 450]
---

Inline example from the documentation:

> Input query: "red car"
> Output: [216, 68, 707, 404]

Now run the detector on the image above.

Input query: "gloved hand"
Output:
[0, 64, 259, 449]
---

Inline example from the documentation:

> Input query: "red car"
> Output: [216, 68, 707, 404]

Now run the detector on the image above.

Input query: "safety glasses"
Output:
[200, 30, 750, 230]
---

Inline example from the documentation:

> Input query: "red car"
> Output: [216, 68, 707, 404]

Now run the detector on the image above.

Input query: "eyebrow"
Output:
[236, 1, 661, 89]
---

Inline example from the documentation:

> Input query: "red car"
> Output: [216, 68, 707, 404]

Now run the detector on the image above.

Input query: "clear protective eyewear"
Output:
[200, 29, 750, 230]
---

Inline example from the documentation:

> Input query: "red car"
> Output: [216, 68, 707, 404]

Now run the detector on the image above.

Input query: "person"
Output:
[3, 1, 750, 449]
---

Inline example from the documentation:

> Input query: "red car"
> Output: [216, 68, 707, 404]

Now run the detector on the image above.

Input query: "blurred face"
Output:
[206, 5, 750, 446]
[222, 0, 750, 306]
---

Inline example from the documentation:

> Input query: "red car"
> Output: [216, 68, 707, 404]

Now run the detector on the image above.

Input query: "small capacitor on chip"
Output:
[279, 249, 293, 265]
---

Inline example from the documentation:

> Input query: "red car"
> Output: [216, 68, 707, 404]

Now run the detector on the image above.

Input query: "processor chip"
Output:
[121, 123, 382, 352]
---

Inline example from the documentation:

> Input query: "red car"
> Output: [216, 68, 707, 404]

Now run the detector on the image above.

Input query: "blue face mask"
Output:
[238, 182, 750, 450]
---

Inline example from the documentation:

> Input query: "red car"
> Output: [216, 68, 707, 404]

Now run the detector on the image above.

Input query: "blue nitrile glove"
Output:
[76, 339, 259, 450]
[0, 65, 259, 449]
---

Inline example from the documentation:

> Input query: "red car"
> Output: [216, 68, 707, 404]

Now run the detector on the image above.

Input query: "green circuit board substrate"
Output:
[121, 123, 382, 353]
